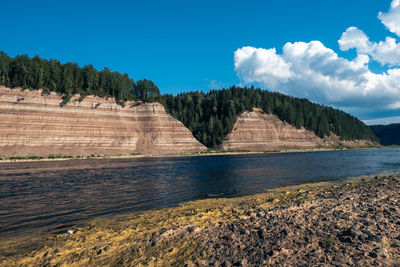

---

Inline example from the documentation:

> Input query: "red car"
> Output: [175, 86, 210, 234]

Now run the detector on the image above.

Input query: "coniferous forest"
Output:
[370, 124, 400, 146]
[0, 52, 161, 105]
[0, 52, 378, 147]
[161, 88, 378, 147]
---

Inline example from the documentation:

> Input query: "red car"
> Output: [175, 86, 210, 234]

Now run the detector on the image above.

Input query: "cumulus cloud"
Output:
[234, 47, 293, 88]
[339, 27, 400, 66]
[378, 0, 400, 37]
[234, 0, 400, 119]
[235, 42, 400, 109]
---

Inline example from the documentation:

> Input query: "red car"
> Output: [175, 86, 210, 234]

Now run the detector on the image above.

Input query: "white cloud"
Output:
[339, 27, 400, 66]
[378, 0, 400, 37]
[234, 47, 293, 88]
[234, 0, 400, 117]
[234, 41, 400, 110]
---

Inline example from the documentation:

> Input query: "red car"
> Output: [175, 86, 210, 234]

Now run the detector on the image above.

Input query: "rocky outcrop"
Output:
[0, 87, 206, 157]
[222, 108, 325, 151]
[222, 108, 376, 151]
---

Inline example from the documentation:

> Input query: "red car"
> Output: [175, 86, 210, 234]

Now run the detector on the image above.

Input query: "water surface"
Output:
[1, 148, 399, 237]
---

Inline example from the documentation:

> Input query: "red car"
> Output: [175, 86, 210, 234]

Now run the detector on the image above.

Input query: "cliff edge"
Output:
[222, 108, 375, 151]
[0, 87, 206, 157]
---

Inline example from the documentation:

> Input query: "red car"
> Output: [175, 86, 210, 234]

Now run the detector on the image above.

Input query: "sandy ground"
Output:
[0, 174, 399, 266]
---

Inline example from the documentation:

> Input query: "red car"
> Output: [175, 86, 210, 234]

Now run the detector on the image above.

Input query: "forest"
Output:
[0, 52, 378, 148]
[161, 88, 378, 147]
[370, 124, 400, 146]
[0, 51, 161, 105]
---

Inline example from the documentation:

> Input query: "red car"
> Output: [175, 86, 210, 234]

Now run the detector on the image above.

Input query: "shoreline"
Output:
[0, 144, 386, 164]
[1, 173, 399, 266]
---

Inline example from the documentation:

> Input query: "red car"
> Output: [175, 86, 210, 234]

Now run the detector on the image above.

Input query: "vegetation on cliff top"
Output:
[370, 123, 400, 146]
[0, 51, 161, 105]
[161, 88, 378, 147]
[0, 52, 378, 148]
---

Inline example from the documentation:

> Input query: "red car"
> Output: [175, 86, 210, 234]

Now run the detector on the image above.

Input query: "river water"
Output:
[0, 148, 399, 237]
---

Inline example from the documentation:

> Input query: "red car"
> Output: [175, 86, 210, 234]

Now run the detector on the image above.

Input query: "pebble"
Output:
[257, 228, 266, 239]
[369, 234, 382, 242]
[374, 248, 389, 258]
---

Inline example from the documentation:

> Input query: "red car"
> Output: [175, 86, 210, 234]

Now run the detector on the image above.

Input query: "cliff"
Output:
[0, 87, 206, 157]
[222, 108, 323, 151]
[221, 108, 375, 151]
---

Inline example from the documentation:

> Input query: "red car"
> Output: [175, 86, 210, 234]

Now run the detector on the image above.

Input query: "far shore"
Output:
[0, 144, 389, 164]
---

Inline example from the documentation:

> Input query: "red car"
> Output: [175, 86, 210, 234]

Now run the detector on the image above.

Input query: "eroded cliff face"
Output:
[222, 108, 325, 151]
[222, 108, 377, 151]
[0, 87, 206, 157]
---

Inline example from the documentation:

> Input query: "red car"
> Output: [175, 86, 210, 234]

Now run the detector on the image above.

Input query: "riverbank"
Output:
[0, 144, 383, 163]
[1, 173, 399, 266]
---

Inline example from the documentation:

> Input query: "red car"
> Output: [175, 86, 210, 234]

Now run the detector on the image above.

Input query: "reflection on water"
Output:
[0, 148, 399, 237]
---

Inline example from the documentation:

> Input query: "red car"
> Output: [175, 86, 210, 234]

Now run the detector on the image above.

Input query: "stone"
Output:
[221, 108, 325, 151]
[281, 229, 289, 237]
[220, 108, 372, 151]
[257, 228, 266, 239]
[374, 248, 388, 258]
[368, 234, 382, 243]
[240, 229, 250, 236]
[0, 86, 206, 157]
[257, 211, 266, 218]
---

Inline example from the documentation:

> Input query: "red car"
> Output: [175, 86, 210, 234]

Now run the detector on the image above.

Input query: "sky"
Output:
[2, 0, 400, 124]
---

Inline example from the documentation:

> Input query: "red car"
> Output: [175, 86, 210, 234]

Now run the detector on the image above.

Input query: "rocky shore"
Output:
[1, 174, 399, 266]
[199, 175, 400, 266]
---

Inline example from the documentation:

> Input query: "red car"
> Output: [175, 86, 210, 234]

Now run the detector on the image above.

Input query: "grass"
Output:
[192, 143, 384, 157]
[47, 154, 74, 159]
[324, 236, 335, 244]
[198, 149, 253, 154]
[324, 143, 382, 150]
[0, 153, 144, 162]
[0, 143, 389, 162]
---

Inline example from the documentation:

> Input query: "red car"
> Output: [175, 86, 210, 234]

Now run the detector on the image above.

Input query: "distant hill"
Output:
[370, 124, 400, 146]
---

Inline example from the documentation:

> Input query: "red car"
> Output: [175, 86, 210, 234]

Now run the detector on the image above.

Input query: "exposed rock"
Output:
[222, 108, 375, 151]
[222, 108, 323, 151]
[0, 87, 206, 157]
[196, 175, 400, 266]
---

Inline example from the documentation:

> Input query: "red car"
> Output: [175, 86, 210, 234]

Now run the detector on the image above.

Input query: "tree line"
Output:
[0, 52, 378, 148]
[0, 51, 161, 105]
[161, 87, 378, 147]
[370, 123, 400, 146]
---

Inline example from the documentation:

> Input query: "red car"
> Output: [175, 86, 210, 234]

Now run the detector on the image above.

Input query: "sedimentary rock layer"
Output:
[222, 108, 325, 151]
[0, 87, 206, 156]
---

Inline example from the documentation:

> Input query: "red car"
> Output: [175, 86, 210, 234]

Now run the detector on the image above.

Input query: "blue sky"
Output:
[2, 0, 400, 124]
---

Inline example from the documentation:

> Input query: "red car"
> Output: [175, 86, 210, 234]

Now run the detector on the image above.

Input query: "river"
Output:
[0, 148, 399, 237]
